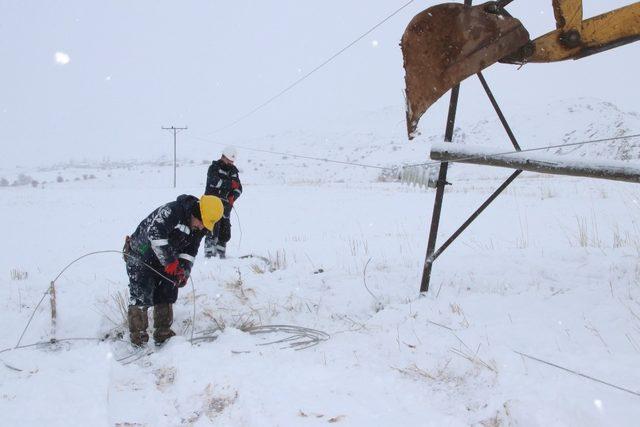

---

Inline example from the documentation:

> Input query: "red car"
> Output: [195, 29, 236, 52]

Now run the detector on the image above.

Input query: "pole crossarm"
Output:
[431, 144, 640, 184]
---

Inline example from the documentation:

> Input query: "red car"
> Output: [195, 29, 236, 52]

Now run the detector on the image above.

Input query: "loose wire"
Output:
[515, 350, 640, 398]
[232, 206, 243, 250]
[15, 250, 177, 349]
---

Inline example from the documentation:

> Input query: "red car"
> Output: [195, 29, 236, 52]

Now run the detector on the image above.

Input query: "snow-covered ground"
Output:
[1, 99, 640, 426]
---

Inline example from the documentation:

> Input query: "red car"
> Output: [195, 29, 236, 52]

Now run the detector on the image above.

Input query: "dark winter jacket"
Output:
[204, 159, 242, 217]
[129, 194, 206, 271]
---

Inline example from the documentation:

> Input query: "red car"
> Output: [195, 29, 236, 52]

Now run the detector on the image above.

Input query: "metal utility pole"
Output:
[420, 0, 473, 293]
[162, 126, 188, 188]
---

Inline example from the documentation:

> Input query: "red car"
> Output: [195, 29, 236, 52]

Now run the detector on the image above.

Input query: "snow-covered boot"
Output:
[128, 305, 149, 347]
[216, 243, 226, 259]
[204, 234, 217, 258]
[153, 303, 176, 344]
[205, 244, 216, 258]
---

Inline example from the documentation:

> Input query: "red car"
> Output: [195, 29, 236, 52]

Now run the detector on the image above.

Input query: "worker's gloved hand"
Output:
[175, 272, 188, 288]
[164, 260, 187, 287]
[164, 259, 180, 275]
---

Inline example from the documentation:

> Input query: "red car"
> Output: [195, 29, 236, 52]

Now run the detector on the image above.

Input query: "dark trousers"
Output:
[204, 217, 231, 256]
[126, 258, 178, 306]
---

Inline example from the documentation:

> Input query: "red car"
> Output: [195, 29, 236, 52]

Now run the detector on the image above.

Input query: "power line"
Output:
[207, 0, 417, 135]
[188, 134, 391, 170]
[189, 132, 640, 174]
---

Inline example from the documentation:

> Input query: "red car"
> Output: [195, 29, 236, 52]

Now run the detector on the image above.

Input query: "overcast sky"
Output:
[1, 0, 637, 167]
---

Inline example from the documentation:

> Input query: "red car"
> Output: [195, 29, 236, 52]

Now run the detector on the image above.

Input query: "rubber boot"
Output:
[204, 244, 215, 258]
[128, 305, 149, 347]
[153, 303, 176, 345]
[204, 234, 216, 258]
[216, 243, 226, 259]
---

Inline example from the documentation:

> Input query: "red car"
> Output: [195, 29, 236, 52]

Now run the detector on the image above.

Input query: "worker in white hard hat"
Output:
[203, 146, 243, 258]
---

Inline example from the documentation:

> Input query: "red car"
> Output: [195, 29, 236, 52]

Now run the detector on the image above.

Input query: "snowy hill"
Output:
[3, 97, 638, 187]
[1, 98, 640, 426]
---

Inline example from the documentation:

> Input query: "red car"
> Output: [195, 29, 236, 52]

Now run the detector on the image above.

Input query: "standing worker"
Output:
[204, 146, 242, 259]
[123, 194, 223, 346]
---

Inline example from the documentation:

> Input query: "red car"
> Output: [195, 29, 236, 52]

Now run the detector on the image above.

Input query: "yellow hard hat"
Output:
[199, 195, 224, 231]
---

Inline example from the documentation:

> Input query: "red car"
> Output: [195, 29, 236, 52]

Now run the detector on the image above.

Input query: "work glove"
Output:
[227, 180, 240, 205]
[164, 260, 188, 288]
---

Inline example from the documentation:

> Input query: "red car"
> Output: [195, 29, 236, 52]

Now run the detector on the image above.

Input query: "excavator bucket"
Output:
[401, 2, 530, 139]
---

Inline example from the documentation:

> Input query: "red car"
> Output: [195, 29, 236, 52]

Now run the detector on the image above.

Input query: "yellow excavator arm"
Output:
[504, 1, 640, 63]
[401, 0, 640, 138]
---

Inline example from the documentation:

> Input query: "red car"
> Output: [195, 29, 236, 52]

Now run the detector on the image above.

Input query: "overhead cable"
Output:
[207, 0, 417, 135]
[189, 134, 392, 170]
[189, 132, 640, 173]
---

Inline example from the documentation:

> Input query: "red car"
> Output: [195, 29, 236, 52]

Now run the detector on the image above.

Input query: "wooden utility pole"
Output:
[431, 145, 640, 184]
[162, 126, 188, 188]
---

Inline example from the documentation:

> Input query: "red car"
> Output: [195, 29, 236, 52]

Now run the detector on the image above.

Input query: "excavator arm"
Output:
[504, 1, 640, 63]
[401, 1, 529, 139]
[402, 0, 640, 138]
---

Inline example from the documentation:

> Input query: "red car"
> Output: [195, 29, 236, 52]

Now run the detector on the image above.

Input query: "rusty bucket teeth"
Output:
[401, 1, 530, 139]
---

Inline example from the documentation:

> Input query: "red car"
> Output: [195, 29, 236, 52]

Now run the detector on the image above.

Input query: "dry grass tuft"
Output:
[268, 249, 288, 270]
[113, 291, 129, 327]
[250, 263, 265, 274]
[10, 269, 28, 281]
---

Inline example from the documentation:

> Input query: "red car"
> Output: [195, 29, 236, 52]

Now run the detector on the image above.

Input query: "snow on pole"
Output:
[431, 144, 640, 184]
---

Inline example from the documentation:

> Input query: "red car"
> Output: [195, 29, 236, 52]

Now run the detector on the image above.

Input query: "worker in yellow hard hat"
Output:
[122, 194, 223, 347]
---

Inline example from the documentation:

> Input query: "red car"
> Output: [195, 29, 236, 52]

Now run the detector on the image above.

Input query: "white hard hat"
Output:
[222, 146, 237, 162]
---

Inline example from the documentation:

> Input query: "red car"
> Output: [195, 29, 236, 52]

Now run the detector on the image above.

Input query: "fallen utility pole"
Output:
[431, 144, 640, 184]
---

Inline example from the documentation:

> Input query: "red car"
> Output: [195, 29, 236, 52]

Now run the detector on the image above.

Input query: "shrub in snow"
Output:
[56, 175, 64, 183]
[0, 178, 8, 187]
[12, 173, 35, 187]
